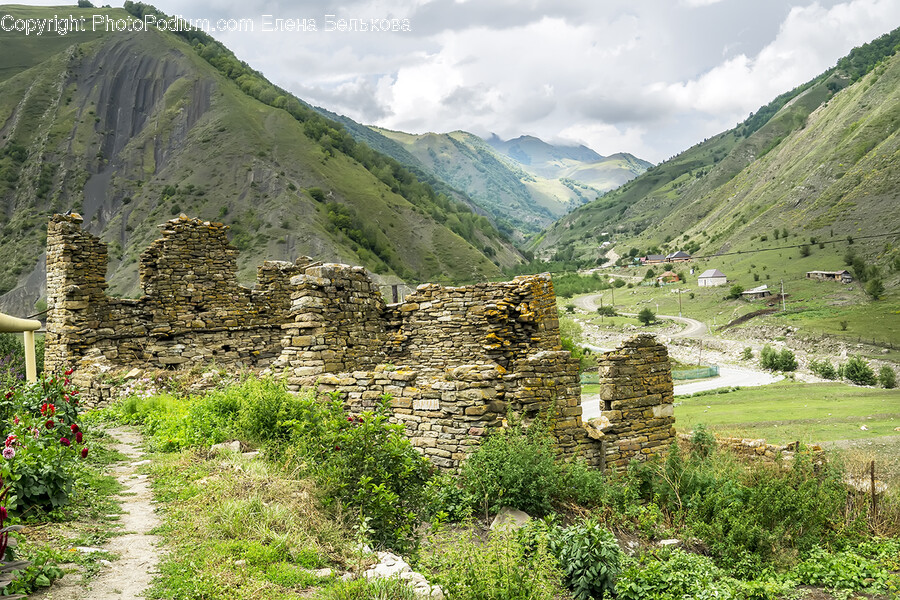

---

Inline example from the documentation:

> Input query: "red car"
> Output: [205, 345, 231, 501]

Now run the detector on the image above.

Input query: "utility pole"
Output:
[599, 295, 604, 322]
[781, 279, 786, 311]
[611, 284, 615, 308]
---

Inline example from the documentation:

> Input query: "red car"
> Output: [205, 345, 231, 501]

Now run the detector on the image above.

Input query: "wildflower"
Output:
[45, 420, 55, 429]
[60, 437, 71, 447]
[65, 368, 74, 376]
[2, 448, 14, 460]
[81, 447, 89, 459]
[76, 431, 83, 444]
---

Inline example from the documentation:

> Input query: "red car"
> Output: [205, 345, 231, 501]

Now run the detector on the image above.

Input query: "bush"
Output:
[618, 548, 735, 600]
[865, 278, 884, 299]
[727, 284, 744, 300]
[741, 347, 753, 361]
[637, 308, 656, 326]
[759, 345, 797, 371]
[422, 526, 564, 600]
[879, 365, 896, 389]
[810, 359, 838, 380]
[459, 421, 559, 518]
[1, 371, 90, 510]
[596, 306, 617, 317]
[549, 518, 621, 600]
[843, 356, 877, 386]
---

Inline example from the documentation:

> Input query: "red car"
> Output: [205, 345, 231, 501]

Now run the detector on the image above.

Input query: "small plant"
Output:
[549, 518, 622, 600]
[741, 347, 753, 361]
[839, 320, 849, 331]
[759, 345, 797, 372]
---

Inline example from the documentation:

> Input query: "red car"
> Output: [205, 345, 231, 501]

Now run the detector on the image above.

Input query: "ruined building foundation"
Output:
[45, 214, 675, 469]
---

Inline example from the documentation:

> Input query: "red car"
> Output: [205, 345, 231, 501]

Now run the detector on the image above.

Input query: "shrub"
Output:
[1, 371, 89, 510]
[549, 518, 621, 600]
[865, 278, 884, 299]
[810, 359, 838, 380]
[459, 421, 558, 518]
[422, 526, 564, 600]
[741, 347, 753, 361]
[637, 308, 656, 326]
[879, 365, 896, 389]
[759, 345, 796, 371]
[794, 546, 891, 592]
[596, 306, 617, 317]
[618, 548, 735, 600]
[727, 284, 744, 300]
[843, 356, 877, 386]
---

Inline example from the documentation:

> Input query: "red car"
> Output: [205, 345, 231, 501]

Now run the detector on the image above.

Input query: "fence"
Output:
[672, 365, 719, 380]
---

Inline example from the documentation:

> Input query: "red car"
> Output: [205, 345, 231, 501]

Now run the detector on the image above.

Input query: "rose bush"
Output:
[0, 370, 89, 511]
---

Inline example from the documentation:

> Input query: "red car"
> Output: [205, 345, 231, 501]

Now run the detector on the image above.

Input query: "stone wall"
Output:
[677, 433, 824, 464]
[44, 214, 675, 471]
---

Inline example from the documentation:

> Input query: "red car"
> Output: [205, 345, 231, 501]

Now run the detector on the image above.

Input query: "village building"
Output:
[665, 251, 692, 262]
[697, 268, 727, 287]
[656, 270, 680, 284]
[641, 254, 665, 265]
[741, 284, 772, 300]
[806, 270, 853, 283]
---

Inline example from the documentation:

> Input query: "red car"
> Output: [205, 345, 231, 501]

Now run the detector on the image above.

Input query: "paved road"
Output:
[573, 291, 783, 420]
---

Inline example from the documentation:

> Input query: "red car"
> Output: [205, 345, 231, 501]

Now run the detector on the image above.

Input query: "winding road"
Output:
[573, 290, 783, 420]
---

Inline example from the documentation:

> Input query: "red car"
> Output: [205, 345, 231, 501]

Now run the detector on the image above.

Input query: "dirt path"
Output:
[34, 426, 159, 600]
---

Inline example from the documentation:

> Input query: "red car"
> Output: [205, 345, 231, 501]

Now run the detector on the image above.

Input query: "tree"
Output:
[727, 284, 744, 300]
[865, 278, 884, 300]
[637, 308, 656, 326]
[77, 0, 95, 6]
[879, 365, 896, 389]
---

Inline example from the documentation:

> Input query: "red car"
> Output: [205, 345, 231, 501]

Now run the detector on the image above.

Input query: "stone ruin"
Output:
[45, 213, 675, 470]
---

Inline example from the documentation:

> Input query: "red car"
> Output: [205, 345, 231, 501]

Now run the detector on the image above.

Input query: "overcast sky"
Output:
[26, 0, 900, 163]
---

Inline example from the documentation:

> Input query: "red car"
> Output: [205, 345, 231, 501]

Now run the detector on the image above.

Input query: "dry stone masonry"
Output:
[45, 214, 676, 470]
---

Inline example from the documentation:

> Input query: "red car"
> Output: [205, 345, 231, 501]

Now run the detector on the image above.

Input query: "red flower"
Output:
[0, 507, 6, 521]
[60, 437, 71, 447]
[13, 416, 19, 425]
[81, 447, 89, 459]
[71, 423, 79, 433]
[76, 431, 83, 444]
[334, 445, 340, 451]
[347, 416, 353, 422]
[45, 420, 54, 429]
[65, 368, 74, 376]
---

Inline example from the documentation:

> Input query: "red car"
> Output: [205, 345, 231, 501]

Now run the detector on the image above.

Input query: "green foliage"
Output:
[809, 359, 838, 380]
[459, 421, 559, 517]
[727, 284, 744, 300]
[740, 347, 753, 361]
[842, 355, 877, 386]
[422, 527, 565, 600]
[836, 25, 900, 82]
[549, 518, 622, 600]
[552, 272, 609, 299]
[878, 365, 896, 388]
[865, 277, 884, 299]
[0, 333, 44, 388]
[794, 546, 892, 592]
[319, 576, 419, 600]
[618, 548, 736, 600]
[759, 345, 797, 372]
[596, 305, 617, 317]
[637, 307, 656, 325]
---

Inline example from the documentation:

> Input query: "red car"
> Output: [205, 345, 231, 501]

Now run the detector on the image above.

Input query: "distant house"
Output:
[666, 251, 692, 262]
[642, 254, 666, 265]
[741, 284, 772, 299]
[806, 270, 853, 283]
[698, 268, 727, 287]
[657, 270, 680, 284]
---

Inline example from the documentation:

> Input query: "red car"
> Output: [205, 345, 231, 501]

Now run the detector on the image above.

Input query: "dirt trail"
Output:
[33, 426, 159, 600]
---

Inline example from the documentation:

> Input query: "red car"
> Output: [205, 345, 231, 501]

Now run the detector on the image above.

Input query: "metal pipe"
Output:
[0, 311, 42, 383]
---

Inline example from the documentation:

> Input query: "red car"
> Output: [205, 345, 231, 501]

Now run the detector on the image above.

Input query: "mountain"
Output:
[537, 27, 900, 270]
[0, 3, 522, 316]
[311, 113, 652, 238]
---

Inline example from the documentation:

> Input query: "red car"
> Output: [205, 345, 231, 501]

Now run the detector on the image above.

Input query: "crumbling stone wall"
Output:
[45, 214, 674, 470]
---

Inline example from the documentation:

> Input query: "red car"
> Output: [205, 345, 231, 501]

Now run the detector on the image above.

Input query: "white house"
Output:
[698, 268, 727, 287]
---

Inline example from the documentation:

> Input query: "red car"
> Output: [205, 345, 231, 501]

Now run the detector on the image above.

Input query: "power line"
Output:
[689, 231, 899, 260]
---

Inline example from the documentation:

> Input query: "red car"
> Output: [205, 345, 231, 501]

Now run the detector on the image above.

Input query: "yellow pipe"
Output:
[0, 312, 42, 383]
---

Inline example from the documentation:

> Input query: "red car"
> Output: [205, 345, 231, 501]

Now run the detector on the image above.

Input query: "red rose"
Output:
[60, 437, 71, 447]
[45, 420, 54, 429]
[76, 431, 83, 444]
[81, 447, 89, 459]
[71, 423, 79, 433]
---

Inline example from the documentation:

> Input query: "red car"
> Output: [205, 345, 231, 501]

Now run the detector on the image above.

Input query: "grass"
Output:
[675, 380, 900, 445]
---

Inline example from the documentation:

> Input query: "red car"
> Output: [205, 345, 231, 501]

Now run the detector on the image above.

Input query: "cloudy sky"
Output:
[29, 0, 900, 163]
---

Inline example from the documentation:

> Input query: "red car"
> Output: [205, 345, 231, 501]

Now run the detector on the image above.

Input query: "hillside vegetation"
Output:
[0, 3, 521, 314]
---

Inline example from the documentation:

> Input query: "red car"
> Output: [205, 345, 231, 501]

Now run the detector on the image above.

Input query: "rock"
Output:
[489, 506, 531, 532]
[209, 440, 242, 455]
[657, 539, 682, 547]
[363, 551, 443, 599]
[124, 367, 142, 380]
[75, 546, 105, 554]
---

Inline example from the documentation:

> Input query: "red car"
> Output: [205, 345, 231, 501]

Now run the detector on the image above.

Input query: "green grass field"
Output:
[674, 380, 900, 444]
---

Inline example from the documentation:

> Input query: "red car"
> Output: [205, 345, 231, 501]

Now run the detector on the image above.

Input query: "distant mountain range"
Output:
[538, 26, 900, 271]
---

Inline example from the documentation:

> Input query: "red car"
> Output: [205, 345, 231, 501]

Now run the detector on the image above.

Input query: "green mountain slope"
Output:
[0, 4, 521, 315]
[538, 27, 900, 269]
